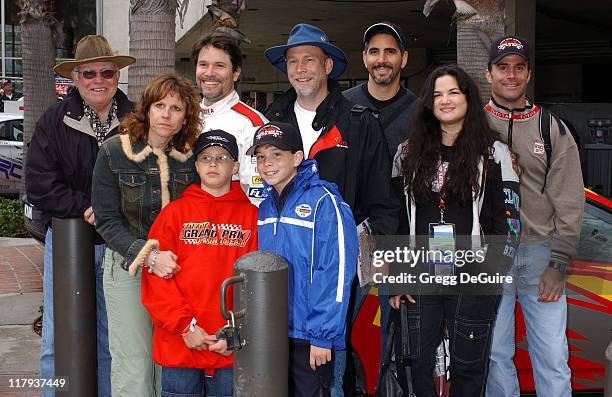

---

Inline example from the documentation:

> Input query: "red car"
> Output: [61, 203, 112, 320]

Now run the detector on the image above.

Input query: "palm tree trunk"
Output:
[457, 18, 504, 101]
[128, 0, 177, 101]
[423, 0, 506, 101]
[454, 0, 505, 101]
[18, 0, 57, 189]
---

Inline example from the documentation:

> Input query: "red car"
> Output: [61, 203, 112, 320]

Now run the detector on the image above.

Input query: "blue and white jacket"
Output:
[257, 159, 358, 349]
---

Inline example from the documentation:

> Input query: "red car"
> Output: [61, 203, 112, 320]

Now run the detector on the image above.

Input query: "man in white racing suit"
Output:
[192, 33, 268, 205]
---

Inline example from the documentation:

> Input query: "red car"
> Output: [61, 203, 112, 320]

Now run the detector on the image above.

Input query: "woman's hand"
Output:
[147, 250, 181, 278]
[510, 151, 522, 177]
[83, 206, 95, 225]
[389, 294, 416, 309]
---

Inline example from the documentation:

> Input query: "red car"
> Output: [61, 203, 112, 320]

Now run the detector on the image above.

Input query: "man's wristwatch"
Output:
[548, 260, 568, 274]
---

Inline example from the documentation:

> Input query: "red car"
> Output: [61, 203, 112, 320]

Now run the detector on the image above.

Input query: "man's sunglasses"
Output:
[76, 69, 117, 80]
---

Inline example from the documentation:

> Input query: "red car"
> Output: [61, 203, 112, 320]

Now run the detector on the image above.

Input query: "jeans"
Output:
[406, 294, 499, 397]
[331, 285, 391, 397]
[161, 367, 232, 397]
[486, 242, 571, 397]
[39, 228, 111, 397]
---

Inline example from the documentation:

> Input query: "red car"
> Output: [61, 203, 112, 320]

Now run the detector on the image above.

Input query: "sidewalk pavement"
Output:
[0, 237, 43, 397]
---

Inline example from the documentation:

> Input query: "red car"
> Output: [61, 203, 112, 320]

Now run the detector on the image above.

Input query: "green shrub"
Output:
[0, 198, 28, 237]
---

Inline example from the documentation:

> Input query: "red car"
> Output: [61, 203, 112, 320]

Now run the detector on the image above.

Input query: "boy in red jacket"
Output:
[141, 130, 257, 397]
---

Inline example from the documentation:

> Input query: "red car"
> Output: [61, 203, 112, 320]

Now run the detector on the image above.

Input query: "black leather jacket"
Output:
[25, 88, 134, 243]
[266, 82, 400, 235]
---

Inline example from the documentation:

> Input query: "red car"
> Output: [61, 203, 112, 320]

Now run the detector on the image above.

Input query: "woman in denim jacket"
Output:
[92, 74, 201, 396]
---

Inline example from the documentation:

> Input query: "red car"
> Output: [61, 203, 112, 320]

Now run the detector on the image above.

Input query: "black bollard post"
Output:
[220, 251, 288, 397]
[52, 218, 97, 396]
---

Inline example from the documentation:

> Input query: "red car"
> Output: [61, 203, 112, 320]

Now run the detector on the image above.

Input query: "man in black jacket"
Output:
[25, 35, 134, 397]
[343, 21, 418, 392]
[343, 21, 417, 158]
[265, 23, 400, 397]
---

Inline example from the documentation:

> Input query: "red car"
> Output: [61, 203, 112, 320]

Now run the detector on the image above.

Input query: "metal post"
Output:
[605, 340, 612, 397]
[221, 251, 289, 397]
[52, 218, 97, 396]
[96, 0, 103, 35]
[1, 0, 6, 77]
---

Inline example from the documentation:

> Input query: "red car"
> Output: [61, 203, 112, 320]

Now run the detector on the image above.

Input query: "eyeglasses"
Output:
[76, 69, 117, 80]
[198, 154, 234, 164]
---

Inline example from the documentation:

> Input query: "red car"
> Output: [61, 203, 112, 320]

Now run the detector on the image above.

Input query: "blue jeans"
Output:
[161, 367, 232, 397]
[39, 228, 111, 396]
[331, 285, 391, 397]
[486, 242, 571, 397]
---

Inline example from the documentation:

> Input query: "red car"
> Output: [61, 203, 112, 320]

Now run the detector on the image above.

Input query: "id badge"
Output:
[428, 222, 456, 276]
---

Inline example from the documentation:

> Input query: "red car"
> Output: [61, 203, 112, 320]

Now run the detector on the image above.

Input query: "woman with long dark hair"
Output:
[391, 65, 520, 396]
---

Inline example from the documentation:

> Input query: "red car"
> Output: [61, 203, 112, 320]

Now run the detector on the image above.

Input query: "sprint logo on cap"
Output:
[208, 135, 229, 142]
[498, 38, 524, 50]
[256, 125, 283, 140]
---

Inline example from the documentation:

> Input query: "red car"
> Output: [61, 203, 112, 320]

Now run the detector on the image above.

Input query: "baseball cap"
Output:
[246, 122, 304, 156]
[489, 35, 530, 65]
[363, 21, 406, 51]
[193, 130, 239, 161]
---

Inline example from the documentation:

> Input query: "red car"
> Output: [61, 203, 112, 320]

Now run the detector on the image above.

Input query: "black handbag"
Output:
[375, 304, 415, 397]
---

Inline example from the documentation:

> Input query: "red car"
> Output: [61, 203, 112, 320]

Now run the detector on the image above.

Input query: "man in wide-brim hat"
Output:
[54, 34, 135, 126]
[26, 34, 135, 397]
[264, 24, 400, 397]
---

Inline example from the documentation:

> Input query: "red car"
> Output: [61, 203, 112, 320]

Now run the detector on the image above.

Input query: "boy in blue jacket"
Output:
[247, 121, 358, 397]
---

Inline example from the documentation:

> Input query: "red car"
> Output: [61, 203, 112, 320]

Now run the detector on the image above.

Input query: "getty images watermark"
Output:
[371, 246, 513, 286]
[357, 235, 518, 295]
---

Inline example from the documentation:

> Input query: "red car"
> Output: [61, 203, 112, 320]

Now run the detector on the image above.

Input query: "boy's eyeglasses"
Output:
[198, 155, 234, 164]
[76, 69, 117, 80]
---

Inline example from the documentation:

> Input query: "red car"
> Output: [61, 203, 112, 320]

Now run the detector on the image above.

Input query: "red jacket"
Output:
[141, 181, 258, 368]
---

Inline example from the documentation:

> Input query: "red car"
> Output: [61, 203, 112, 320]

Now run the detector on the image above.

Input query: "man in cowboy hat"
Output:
[26, 34, 135, 397]
[265, 23, 400, 396]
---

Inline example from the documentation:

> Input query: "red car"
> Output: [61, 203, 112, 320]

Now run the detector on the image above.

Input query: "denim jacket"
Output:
[92, 134, 194, 271]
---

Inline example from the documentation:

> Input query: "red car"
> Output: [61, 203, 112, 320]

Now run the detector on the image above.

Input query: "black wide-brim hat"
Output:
[265, 23, 348, 80]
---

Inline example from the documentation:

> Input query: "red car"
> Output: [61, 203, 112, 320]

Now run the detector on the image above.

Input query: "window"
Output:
[11, 121, 23, 142]
[0, 122, 9, 140]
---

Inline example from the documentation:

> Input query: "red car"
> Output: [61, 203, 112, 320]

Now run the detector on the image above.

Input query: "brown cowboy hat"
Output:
[54, 35, 136, 79]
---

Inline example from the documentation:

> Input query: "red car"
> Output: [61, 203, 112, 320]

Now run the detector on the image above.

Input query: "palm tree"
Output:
[17, 0, 58, 178]
[208, 0, 250, 43]
[127, 0, 250, 101]
[424, 0, 505, 100]
[127, 0, 180, 101]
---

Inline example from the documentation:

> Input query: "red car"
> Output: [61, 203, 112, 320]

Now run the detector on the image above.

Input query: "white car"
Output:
[0, 112, 45, 241]
[0, 112, 24, 196]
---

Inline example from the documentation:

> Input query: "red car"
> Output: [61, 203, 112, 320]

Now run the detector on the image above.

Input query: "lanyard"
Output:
[437, 156, 446, 223]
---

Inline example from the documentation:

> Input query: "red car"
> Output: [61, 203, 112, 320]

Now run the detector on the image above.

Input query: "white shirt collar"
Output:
[200, 90, 240, 115]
